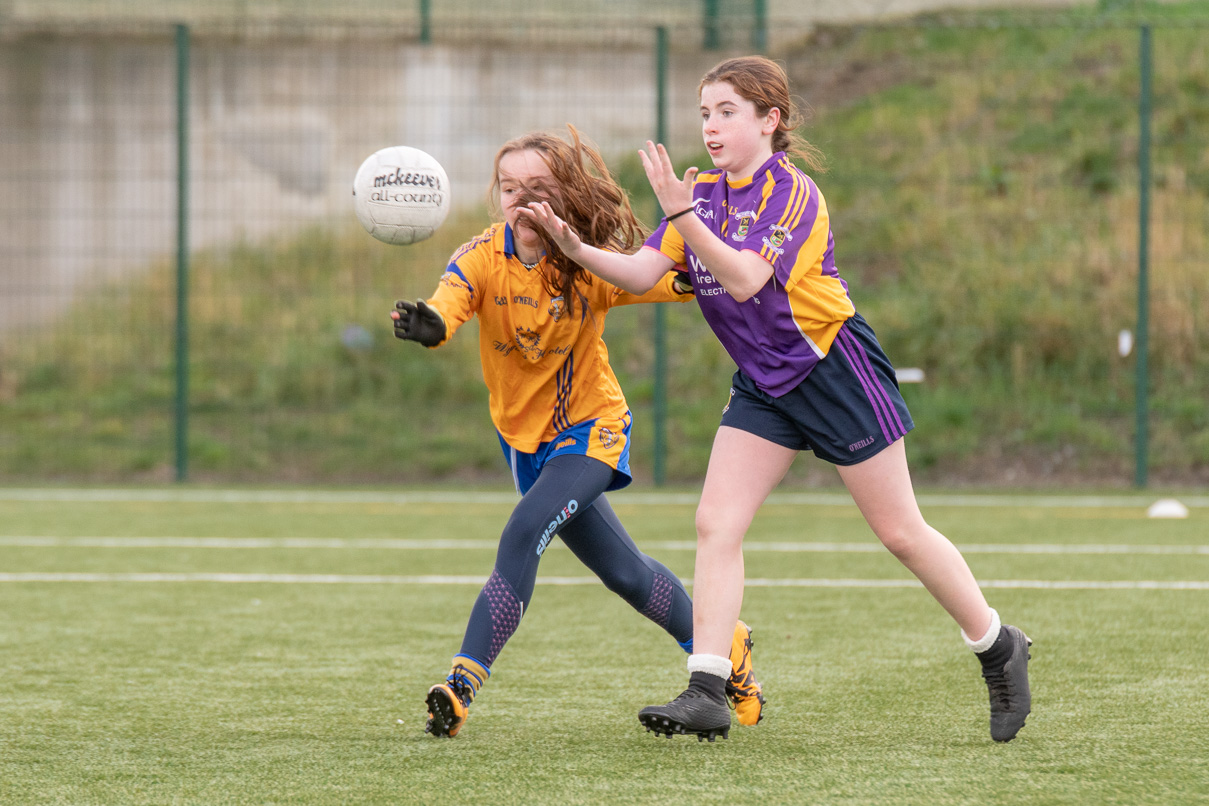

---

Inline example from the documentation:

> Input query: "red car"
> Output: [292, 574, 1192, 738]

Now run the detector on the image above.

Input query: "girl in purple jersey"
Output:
[521, 56, 1032, 743]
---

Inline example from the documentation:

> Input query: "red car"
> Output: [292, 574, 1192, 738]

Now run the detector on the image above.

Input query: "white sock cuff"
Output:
[962, 608, 1001, 653]
[687, 653, 732, 680]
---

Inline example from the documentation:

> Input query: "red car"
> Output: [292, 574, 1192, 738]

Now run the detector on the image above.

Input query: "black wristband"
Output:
[663, 206, 695, 223]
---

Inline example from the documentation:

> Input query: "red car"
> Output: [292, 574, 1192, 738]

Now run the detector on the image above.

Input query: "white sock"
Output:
[961, 608, 1001, 653]
[687, 653, 732, 680]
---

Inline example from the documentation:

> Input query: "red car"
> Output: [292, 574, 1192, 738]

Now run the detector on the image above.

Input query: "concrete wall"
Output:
[0, 31, 721, 331]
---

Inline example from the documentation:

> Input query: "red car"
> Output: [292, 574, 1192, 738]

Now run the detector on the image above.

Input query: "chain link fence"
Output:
[1, 5, 1206, 486]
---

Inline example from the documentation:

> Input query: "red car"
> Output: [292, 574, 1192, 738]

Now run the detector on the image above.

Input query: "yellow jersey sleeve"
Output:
[424, 230, 493, 347]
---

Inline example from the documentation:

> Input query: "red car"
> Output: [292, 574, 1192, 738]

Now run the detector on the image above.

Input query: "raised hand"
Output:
[638, 141, 697, 221]
[519, 201, 583, 257]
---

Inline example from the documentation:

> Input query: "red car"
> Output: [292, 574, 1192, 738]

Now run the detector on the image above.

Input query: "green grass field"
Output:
[2, 488, 1207, 804]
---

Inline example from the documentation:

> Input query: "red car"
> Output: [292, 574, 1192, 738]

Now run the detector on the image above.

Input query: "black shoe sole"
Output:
[424, 688, 461, 737]
[639, 712, 730, 742]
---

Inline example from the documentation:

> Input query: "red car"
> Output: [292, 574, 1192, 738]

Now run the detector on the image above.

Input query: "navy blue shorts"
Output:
[719, 313, 914, 466]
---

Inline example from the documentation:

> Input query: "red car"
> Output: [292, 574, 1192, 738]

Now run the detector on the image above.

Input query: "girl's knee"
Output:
[875, 521, 941, 561]
[498, 517, 533, 555]
[695, 504, 747, 552]
[876, 526, 916, 560]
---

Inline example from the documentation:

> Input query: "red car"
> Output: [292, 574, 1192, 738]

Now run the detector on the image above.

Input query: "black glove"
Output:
[392, 299, 446, 347]
[672, 270, 693, 295]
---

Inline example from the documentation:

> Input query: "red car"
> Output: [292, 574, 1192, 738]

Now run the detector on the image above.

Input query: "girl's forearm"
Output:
[566, 243, 672, 295]
[672, 214, 772, 302]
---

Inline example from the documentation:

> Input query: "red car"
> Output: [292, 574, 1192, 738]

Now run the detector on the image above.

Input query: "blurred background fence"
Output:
[1, 1, 1206, 487]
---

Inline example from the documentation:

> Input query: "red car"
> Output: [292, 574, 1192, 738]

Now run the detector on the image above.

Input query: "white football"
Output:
[352, 146, 451, 245]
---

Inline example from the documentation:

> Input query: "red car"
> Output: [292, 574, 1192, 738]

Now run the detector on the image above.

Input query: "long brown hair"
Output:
[488, 125, 644, 316]
[699, 55, 826, 173]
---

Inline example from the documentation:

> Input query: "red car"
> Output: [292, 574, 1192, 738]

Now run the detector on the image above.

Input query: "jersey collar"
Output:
[726, 151, 785, 188]
[501, 222, 518, 257]
[499, 222, 545, 267]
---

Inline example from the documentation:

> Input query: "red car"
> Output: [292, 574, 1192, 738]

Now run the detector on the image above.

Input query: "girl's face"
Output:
[700, 81, 780, 179]
[497, 148, 558, 256]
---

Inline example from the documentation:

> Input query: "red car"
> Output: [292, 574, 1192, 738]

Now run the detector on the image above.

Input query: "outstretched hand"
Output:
[391, 299, 446, 347]
[639, 141, 697, 221]
[518, 201, 583, 257]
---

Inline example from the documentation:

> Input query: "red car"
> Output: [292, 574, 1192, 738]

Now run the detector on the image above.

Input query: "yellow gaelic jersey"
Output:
[424, 223, 689, 453]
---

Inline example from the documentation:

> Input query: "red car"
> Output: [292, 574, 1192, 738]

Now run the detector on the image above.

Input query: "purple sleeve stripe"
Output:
[754, 173, 779, 259]
[777, 167, 808, 232]
[778, 158, 813, 232]
[760, 169, 808, 261]
[758, 171, 777, 215]
[799, 177, 820, 235]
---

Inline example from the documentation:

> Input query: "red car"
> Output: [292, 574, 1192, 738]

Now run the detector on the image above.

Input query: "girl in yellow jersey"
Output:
[390, 126, 763, 738]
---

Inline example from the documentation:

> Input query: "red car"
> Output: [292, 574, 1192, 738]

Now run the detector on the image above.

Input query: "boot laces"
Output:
[982, 662, 1016, 709]
[447, 668, 476, 707]
[670, 686, 710, 705]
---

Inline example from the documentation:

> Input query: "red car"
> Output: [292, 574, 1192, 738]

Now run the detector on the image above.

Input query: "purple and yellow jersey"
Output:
[426, 222, 689, 453]
[644, 152, 855, 397]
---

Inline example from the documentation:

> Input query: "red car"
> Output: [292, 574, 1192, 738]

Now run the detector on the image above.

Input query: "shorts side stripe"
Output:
[838, 328, 907, 441]
[833, 335, 892, 444]
[507, 443, 522, 494]
[834, 330, 897, 445]
[845, 329, 908, 439]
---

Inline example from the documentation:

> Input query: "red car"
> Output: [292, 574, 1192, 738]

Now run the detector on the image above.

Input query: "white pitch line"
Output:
[746, 578, 1209, 591]
[1, 536, 1206, 555]
[0, 536, 504, 550]
[0, 572, 1206, 590]
[0, 488, 1206, 508]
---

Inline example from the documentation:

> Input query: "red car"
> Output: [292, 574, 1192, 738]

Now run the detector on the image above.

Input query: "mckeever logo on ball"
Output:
[373, 168, 443, 190]
[370, 169, 445, 205]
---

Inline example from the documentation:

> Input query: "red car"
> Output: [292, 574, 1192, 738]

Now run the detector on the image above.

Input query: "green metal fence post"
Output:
[703, 0, 721, 50]
[175, 23, 190, 482]
[653, 25, 669, 486]
[1135, 24, 1151, 488]
[419, 0, 431, 44]
[752, 0, 768, 52]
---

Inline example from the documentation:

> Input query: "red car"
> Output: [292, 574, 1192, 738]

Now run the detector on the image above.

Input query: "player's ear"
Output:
[762, 106, 781, 136]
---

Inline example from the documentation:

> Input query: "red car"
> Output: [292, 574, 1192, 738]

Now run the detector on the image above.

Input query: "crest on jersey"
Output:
[736, 212, 754, 238]
[768, 225, 793, 248]
[515, 326, 541, 357]
[548, 296, 566, 322]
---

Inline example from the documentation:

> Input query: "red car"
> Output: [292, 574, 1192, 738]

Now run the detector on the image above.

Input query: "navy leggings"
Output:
[458, 454, 693, 667]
